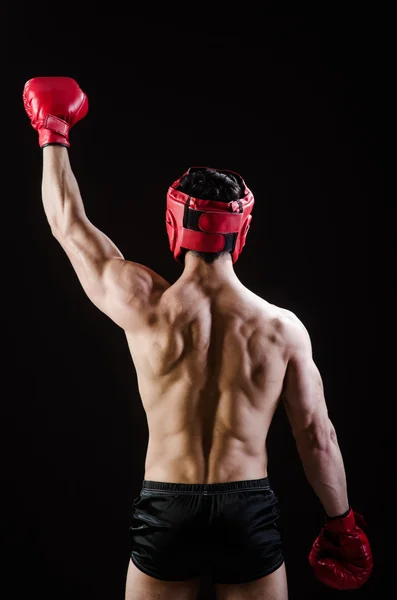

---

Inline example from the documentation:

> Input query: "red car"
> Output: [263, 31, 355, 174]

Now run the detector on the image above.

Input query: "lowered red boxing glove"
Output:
[23, 77, 88, 148]
[309, 508, 373, 590]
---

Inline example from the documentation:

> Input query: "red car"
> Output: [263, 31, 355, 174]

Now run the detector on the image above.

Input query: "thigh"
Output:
[215, 562, 288, 600]
[125, 559, 201, 600]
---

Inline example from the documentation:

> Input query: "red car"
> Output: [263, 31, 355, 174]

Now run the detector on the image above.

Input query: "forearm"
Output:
[41, 145, 86, 234]
[41, 144, 123, 281]
[296, 424, 349, 517]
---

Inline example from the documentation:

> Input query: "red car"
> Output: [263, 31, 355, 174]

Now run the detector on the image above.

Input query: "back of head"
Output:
[177, 168, 244, 204]
[176, 168, 246, 264]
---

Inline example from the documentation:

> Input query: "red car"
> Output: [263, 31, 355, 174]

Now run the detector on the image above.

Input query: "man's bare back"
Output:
[127, 277, 291, 484]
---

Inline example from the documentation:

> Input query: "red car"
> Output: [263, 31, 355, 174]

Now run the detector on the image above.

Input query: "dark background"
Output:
[4, 4, 388, 599]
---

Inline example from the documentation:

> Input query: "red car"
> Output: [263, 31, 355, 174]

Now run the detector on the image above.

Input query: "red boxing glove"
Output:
[23, 77, 88, 148]
[309, 508, 373, 590]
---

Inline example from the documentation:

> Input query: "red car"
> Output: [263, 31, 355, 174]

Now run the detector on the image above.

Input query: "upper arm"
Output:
[53, 215, 170, 330]
[282, 315, 330, 442]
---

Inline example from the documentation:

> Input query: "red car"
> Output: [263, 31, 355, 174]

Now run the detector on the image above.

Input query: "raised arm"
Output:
[23, 77, 169, 332]
[41, 146, 170, 329]
[282, 315, 349, 517]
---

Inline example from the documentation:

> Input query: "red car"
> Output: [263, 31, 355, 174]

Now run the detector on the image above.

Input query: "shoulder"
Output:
[277, 307, 313, 360]
[104, 259, 171, 297]
[258, 299, 312, 356]
[99, 259, 171, 331]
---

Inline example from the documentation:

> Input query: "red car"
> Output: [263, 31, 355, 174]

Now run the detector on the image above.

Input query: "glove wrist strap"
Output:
[326, 507, 351, 521]
[38, 114, 70, 148]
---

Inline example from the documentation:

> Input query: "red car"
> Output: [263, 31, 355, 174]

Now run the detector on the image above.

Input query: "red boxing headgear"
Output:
[166, 167, 255, 264]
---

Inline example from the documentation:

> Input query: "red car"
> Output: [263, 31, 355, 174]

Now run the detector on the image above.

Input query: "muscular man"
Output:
[23, 77, 373, 600]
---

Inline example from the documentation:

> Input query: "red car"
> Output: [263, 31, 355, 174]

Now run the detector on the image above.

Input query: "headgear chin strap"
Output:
[166, 167, 255, 264]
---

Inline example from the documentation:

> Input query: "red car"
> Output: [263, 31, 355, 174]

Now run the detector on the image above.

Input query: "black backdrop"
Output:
[4, 5, 388, 600]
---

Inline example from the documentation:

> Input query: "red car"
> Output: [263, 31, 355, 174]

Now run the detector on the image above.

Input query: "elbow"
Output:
[296, 418, 337, 453]
[48, 211, 78, 240]
[48, 220, 61, 239]
[49, 220, 69, 244]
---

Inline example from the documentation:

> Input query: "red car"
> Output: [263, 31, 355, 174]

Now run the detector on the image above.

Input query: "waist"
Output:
[144, 444, 268, 484]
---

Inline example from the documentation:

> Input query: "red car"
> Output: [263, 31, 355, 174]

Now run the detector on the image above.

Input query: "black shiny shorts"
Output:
[129, 477, 284, 584]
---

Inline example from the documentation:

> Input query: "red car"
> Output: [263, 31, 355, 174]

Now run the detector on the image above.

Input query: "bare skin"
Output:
[41, 146, 350, 599]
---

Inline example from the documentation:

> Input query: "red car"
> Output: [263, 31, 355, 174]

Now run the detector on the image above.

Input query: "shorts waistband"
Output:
[141, 477, 271, 496]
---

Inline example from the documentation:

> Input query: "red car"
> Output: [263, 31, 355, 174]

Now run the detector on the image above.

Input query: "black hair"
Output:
[176, 168, 245, 264]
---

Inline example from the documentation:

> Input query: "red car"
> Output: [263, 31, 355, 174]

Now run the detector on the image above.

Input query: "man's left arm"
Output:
[42, 145, 169, 330]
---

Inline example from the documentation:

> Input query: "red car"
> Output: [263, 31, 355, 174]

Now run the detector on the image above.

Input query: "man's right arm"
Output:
[282, 314, 350, 517]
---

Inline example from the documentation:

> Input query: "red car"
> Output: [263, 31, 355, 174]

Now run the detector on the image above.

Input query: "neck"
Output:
[177, 252, 240, 288]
